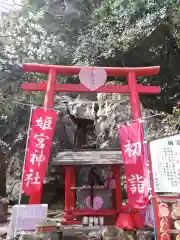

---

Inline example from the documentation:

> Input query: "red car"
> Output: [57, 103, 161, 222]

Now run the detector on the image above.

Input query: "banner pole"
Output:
[144, 127, 157, 240]
[13, 106, 34, 238]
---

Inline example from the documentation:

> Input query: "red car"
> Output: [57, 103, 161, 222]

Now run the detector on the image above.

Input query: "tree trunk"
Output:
[0, 148, 7, 197]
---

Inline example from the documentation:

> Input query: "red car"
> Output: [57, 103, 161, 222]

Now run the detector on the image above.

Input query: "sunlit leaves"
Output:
[73, 0, 169, 65]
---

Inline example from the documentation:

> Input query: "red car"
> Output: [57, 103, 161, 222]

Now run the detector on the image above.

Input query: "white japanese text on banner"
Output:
[22, 108, 57, 194]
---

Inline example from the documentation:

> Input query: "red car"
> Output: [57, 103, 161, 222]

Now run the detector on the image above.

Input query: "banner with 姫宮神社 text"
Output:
[118, 122, 149, 209]
[22, 108, 57, 195]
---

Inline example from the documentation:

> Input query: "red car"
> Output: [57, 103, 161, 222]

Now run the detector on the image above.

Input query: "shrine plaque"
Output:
[150, 134, 180, 193]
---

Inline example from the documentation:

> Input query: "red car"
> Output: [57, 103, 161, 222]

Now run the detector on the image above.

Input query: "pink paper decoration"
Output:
[79, 67, 107, 91]
[85, 196, 104, 210]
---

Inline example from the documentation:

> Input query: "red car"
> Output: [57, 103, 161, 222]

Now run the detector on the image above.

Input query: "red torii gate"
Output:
[21, 63, 160, 205]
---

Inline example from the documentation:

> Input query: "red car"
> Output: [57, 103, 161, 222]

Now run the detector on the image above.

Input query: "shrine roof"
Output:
[52, 149, 123, 166]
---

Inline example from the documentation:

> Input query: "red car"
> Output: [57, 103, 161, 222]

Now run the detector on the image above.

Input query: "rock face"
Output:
[95, 89, 132, 149]
[6, 151, 24, 203]
[62, 81, 150, 149]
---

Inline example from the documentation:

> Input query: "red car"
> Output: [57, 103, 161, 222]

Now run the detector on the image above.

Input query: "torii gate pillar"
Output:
[21, 63, 160, 206]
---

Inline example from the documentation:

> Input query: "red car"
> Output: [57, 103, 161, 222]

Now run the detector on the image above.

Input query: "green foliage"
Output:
[73, 0, 180, 112]
[74, 0, 166, 62]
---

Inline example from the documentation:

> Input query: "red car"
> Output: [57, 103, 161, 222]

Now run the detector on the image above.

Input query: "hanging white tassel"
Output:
[82, 216, 88, 225]
[105, 100, 108, 115]
[91, 101, 95, 117]
[94, 217, 99, 226]
[89, 217, 94, 227]
[97, 104, 103, 117]
[99, 217, 104, 226]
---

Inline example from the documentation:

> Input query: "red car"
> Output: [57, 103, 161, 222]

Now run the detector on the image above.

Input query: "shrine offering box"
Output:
[76, 188, 114, 210]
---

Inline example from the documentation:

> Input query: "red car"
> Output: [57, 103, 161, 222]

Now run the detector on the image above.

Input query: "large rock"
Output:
[6, 152, 22, 203]
[95, 81, 149, 148]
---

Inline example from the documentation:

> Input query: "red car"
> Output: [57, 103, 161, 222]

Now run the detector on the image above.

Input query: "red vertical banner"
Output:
[118, 122, 149, 209]
[22, 108, 57, 195]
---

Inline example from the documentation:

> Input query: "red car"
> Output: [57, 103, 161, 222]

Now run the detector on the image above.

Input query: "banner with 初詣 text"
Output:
[118, 122, 149, 209]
